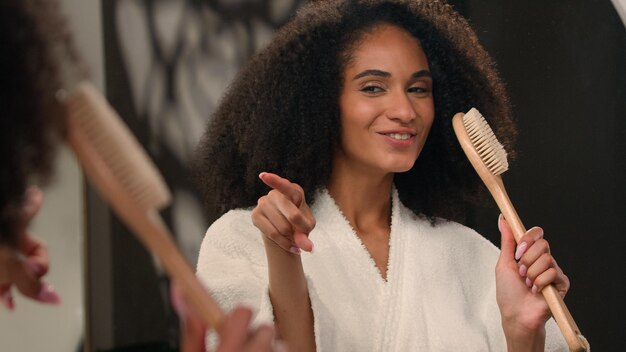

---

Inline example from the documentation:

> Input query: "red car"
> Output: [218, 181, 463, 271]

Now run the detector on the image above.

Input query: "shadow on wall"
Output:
[453, 1, 626, 351]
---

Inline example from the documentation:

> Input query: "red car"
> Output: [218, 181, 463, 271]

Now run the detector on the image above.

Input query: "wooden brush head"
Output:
[457, 108, 509, 176]
[64, 82, 171, 210]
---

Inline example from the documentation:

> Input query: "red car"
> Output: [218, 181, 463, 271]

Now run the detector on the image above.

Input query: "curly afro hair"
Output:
[194, 0, 516, 223]
[0, 0, 82, 246]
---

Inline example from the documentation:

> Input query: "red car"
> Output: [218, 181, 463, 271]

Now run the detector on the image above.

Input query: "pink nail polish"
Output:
[525, 277, 532, 288]
[518, 264, 527, 277]
[515, 242, 528, 261]
[289, 246, 301, 255]
[27, 260, 45, 277]
[1, 291, 15, 311]
[37, 283, 61, 305]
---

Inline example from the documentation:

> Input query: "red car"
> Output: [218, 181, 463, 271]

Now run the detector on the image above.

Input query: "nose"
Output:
[387, 91, 417, 123]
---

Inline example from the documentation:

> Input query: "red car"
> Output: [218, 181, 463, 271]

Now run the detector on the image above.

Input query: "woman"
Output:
[195, 0, 569, 351]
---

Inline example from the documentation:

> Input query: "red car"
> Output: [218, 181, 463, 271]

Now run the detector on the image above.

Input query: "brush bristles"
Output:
[462, 108, 509, 175]
[65, 82, 171, 209]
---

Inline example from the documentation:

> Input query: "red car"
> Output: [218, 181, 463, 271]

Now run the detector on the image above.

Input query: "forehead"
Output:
[346, 24, 429, 73]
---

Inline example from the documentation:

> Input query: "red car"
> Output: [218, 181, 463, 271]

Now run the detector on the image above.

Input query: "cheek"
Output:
[340, 98, 381, 134]
[418, 99, 435, 129]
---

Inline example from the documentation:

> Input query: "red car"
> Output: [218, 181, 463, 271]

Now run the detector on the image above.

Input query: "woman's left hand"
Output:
[495, 214, 570, 349]
[0, 187, 60, 310]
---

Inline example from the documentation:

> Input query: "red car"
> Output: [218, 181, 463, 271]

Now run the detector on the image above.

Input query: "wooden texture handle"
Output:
[452, 114, 589, 352]
[67, 119, 224, 329]
[489, 178, 588, 352]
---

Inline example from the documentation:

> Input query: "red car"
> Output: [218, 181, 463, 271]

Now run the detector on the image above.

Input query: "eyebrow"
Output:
[352, 69, 432, 80]
[412, 70, 432, 79]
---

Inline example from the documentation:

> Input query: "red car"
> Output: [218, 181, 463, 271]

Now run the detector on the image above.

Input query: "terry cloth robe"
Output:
[196, 189, 568, 351]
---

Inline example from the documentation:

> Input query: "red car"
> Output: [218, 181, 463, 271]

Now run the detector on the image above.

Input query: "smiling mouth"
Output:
[385, 133, 413, 140]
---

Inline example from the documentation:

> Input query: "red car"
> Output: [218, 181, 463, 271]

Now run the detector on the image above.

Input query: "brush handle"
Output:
[452, 114, 589, 352]
[67, 120, 224, 329]
[489, 178, 588, 352]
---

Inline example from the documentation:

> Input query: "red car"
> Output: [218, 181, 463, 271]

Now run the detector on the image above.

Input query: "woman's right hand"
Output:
[251, 172, 316, 254]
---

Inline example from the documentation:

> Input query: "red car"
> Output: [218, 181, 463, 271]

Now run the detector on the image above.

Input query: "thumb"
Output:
[498, 214, 516, 263]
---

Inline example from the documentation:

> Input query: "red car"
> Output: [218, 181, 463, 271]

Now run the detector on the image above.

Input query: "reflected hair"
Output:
[0, 0, 81, 246]
[194, 0, 516, 223]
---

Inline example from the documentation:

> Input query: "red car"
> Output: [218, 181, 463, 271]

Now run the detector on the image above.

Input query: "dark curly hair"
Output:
[194, 0, 516, 223]
[0, 0, 82, 246]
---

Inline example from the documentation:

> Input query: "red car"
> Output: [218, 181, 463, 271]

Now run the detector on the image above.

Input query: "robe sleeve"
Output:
[545, 318, 570, 352]
[195, 209, 274, 349]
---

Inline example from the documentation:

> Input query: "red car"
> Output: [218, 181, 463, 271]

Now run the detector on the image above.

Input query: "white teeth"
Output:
[386, 133, 411, 140]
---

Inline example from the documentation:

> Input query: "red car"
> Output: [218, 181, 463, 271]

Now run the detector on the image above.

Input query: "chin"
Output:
[386, 160, 417, 173]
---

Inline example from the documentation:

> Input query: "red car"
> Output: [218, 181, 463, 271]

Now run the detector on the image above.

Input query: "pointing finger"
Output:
[259, 172, 304, 206]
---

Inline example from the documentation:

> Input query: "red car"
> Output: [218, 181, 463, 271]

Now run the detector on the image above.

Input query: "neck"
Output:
[327, 158, 393, 233]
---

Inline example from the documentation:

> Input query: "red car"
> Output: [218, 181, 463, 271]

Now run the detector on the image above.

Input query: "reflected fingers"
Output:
[244, 324, 275, 352]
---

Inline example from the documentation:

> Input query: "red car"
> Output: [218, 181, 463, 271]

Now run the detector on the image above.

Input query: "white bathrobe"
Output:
[196, 189, 568, 351]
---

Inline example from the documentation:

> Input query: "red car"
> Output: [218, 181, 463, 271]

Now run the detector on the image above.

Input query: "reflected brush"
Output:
[452, 108, 589, 352]
[63, 82, 224, 328]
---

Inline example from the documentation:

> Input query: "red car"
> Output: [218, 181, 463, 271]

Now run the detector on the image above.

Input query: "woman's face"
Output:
[337, 24, 435, 177]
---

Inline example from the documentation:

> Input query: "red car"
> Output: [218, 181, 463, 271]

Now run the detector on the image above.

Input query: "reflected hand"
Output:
[171, 283, 286, 352]
[0, 186, 61, 310]
[216, 306, 285, 352]
[251, 172, 315, 254]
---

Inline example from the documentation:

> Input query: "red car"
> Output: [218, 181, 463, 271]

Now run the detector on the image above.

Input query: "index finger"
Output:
[216, 306, 254, 352]
[259, 172, 304, 206]
[19, 186, 44, 228]
[515, 226, 544, 261]
[19, 233, 49, 277]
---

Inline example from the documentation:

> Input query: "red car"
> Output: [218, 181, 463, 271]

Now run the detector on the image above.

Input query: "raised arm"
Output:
[251, 172, 316, 352]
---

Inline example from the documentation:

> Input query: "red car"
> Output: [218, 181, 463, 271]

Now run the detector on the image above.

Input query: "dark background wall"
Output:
[95, 0, 626, 350]
[450, 1, 626, 350]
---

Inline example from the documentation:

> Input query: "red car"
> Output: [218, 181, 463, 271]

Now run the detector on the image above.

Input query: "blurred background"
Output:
[0, 0, 624, 350]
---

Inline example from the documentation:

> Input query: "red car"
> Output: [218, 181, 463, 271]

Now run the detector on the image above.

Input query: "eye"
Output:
[360, 84, 385, 94]
[408, 85, 431, 96]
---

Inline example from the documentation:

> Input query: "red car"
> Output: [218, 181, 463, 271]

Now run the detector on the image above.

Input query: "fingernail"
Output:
[518, 264, 527, 277]
[532, 285, 538, 294]
[37, 283, 61, 305]
[259, 172, 266, 179]
[515, 242, 528, 261]
[289, 246, 301, 255]
[497, 214, 504, 232]
[1, 291, 15, 311]
[26, 260, 45, 277]
[525, 277, 532, 288]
